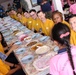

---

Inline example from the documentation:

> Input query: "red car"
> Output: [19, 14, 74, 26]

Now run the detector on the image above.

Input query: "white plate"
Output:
[21, 55, 34, 64]
[35, 45, 50, 54]
[15, 48, 26, 54]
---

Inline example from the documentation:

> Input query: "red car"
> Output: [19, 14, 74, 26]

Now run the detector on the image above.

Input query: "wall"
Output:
[1, 0, 13, 11]
[25, 0, 40, 11]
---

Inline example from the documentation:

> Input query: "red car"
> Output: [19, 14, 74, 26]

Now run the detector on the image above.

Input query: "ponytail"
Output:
[64, 40, 76, 75]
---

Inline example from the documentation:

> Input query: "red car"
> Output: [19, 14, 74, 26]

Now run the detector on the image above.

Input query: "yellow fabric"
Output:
[13, 15, 19, 21]
[41, 19, 54, 36]
[70, 30, 76, 46]
[32, 18, 42, 32]
[27, 17, 33, 30]
[62, 20, 71, 28]
[0, 43, 4, 53]
[10, 15, 14, 19]
[0, 72, 4, 75]
[19, 16, 27, 25]
[0, 59, 10, 75]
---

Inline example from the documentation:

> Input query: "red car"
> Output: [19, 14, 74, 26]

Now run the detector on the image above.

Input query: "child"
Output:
[0, 31, 18, 64]
[52, 10, 70, 28]
[69, 14, 76, 46]
[37, 10, 54, 36]
[50, 22, 76, 75]
[29, 9, 42, 32]
[0, 59, 21, 75]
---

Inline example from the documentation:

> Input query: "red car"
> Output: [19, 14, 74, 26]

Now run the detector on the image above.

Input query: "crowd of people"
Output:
[0, 0, 76, 75]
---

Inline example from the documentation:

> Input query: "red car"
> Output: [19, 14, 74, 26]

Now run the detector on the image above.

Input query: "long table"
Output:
[0, 16, 57, 75]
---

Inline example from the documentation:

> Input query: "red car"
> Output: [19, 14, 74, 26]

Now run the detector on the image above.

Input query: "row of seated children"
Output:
[7, 9, 76, 46]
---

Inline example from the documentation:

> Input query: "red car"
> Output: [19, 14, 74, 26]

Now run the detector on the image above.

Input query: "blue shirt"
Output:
[37, 0, 51, 12]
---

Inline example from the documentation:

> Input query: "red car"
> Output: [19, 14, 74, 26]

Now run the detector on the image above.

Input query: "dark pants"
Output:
[5, 52, 18, 64]
[12, 69, 26, 75]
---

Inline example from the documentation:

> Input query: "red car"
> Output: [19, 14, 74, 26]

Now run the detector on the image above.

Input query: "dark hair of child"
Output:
[0, 32, 7, 47]
[51, 22, 76, 75]
[29, 9, 36, 13]
[69, 14, 76, 21]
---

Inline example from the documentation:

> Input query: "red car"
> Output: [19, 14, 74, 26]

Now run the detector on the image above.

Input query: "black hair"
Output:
[29, 9, 36, 13]
[37, 10, 41, 14]
[69, 14, 76, 21]
[24, 10, 28, 13]
[52, 22, 76, 75]
[37, 10, 44, 14]
[0, 32, 7, 47]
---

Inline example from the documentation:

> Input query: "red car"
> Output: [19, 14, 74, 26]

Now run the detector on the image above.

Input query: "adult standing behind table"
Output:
[13, 0, 21, 11]
[37, 0, 52, 19]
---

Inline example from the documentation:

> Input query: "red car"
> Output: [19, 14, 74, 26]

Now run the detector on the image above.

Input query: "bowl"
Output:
[30, 43, 43, 51]
[25, 40, 38, 47]
[21, 54, 34, 64]
[15, 48, 26, 54]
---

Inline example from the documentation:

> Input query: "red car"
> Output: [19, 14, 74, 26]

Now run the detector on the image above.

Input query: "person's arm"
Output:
[4, 61, 21, 75]
[50, 59, 59, 75]
[5, 44, 18, 56]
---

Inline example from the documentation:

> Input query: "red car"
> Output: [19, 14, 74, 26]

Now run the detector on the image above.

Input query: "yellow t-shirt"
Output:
[0, 72, 4, 75]
[27, 17, 33, 30]
[70, 30, 76, 46]
[0, 59, 10, 75]
[32, 18, 42, 32]
[10, 15, 14, 19]
[62, 20, 71, 28]
[19, 16, 27, 25]
[41, 19, 54, 36]
[13, 14, 19, 21]
[0, 43, 4, 53]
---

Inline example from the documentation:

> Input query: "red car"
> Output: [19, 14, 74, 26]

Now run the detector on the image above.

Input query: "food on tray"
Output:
[19, 34, 28, 41]
[35, 45, 50, 54]
[30, 43, 43, 51]
[33, 53, 51, 71]
[15, 31, 24, 36]
[25, 40, 38, 47]
[13, 30, 19, 35]
[24, 36, 32, 42]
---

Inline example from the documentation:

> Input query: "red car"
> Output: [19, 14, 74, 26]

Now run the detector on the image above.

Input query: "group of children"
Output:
[1, 7, 76, 75]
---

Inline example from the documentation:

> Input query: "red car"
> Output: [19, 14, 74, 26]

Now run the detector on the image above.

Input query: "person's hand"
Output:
[15, 64, 22, 70]
[10, 44, 19, 51]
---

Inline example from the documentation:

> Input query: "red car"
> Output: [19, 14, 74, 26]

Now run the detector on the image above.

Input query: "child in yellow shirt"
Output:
[52, 10, 70, 28]
[29, 9, 42, 32]
[24, 11, 33, 28]
[17, 13, 27, 25]
[69, 14, 76, 46]
[37, 11, 54, 36]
